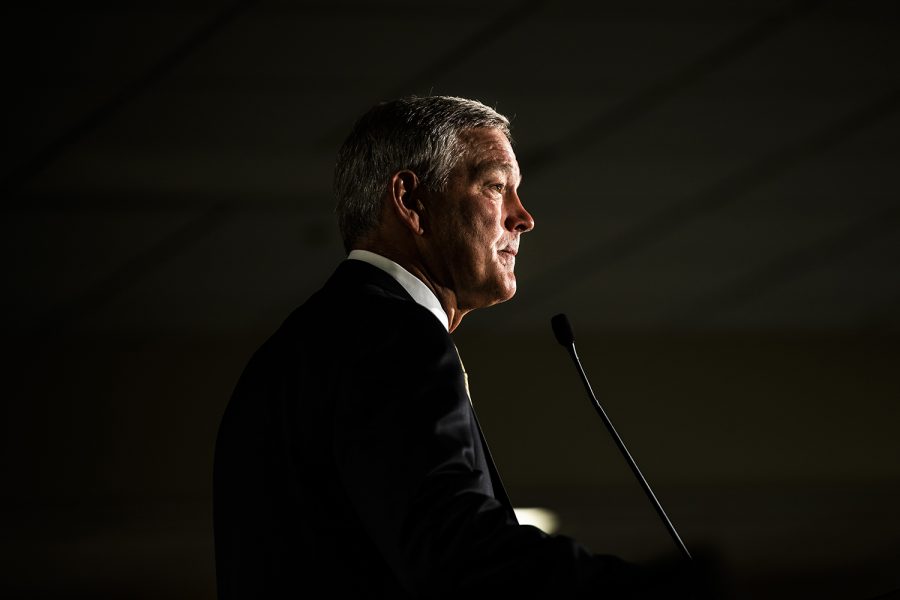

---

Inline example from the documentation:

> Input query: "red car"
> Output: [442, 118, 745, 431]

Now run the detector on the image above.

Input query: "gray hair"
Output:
[333, 95, 512, 252]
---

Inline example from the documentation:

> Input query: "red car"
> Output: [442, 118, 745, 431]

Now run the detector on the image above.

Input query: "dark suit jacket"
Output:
[213, 260, 646, 598]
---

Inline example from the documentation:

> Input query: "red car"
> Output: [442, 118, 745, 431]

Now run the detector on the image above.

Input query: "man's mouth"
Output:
[498, 245, 518, 266]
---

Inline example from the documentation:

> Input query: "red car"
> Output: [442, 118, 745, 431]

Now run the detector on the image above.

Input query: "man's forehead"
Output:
[459, 128, 512, 157]
[450, 127, 520, 184]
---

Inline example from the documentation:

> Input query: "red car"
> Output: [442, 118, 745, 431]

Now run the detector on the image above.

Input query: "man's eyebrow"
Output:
[471, 160, 519, 181]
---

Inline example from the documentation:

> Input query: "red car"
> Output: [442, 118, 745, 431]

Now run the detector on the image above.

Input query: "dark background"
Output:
[2, 1, 899, 598]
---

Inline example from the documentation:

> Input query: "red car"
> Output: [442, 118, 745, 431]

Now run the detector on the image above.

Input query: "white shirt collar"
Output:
[347, 249, 449, 332]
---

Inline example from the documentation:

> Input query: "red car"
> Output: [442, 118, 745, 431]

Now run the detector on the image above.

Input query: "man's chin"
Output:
[465, 279, 517, 310]
[493, 276, 517, 305]
[504, 280, 517, 301]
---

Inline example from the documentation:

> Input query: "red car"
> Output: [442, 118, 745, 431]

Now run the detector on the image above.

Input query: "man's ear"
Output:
[388, 170, 426, 235]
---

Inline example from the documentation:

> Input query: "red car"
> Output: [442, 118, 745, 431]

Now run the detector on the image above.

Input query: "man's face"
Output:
[422, 127, 535, 311]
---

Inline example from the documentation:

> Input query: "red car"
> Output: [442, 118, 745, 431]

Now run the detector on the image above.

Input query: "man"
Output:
[213, 96, 704, 597]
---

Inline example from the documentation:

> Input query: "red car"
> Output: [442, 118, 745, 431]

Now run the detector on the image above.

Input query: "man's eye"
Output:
[490, 183, 504, 193]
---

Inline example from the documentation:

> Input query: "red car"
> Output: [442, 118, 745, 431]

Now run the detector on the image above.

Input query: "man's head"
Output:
[334, 95, 534, 323]
[335, 96, 513, 251]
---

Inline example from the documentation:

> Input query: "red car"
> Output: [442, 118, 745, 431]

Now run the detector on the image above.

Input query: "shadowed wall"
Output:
[2, 1, 899, 597]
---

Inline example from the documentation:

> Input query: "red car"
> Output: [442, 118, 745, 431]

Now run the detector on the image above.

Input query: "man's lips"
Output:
[498, 246, 518, 269]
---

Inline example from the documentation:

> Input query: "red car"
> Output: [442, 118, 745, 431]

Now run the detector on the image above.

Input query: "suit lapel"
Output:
[470, 408, 517, 522]
[451, 340, 518, 521]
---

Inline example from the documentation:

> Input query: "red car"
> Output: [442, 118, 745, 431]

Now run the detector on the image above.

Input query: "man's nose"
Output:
[506, 191, 535, 233]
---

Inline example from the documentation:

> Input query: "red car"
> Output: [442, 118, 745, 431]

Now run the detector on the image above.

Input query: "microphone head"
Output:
[551, 313, 575, 346]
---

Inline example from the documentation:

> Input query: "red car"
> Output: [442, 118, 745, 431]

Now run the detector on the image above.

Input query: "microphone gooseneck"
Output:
[550, 313, 692, 561]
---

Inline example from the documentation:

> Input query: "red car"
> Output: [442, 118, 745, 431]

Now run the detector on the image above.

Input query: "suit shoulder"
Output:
[275, 269, 448, 356]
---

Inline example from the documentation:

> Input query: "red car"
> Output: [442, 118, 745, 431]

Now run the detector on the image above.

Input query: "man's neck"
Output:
[394, 260, 468, 333]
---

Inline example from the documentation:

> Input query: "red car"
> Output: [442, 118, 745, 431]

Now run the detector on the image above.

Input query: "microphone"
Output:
[551, 313, 692, 561]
